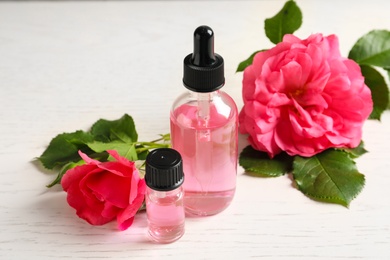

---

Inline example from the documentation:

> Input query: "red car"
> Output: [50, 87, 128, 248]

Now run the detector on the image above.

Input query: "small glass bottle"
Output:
[145, 148, 185, 243]
[170, 25, 238, 216]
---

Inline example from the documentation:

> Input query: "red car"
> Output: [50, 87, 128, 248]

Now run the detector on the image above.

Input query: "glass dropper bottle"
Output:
[170, 25, 238, 216]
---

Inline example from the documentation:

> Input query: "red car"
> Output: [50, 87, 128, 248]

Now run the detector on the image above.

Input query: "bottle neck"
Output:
[188, 89, 220, 100]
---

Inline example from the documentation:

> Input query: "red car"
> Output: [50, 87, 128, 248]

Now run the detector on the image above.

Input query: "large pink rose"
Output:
[61, 150, 146, 230]
[239, 34, 373, 157]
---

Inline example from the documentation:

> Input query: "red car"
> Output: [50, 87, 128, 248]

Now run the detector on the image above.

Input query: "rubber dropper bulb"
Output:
[192, 26, 216, 67]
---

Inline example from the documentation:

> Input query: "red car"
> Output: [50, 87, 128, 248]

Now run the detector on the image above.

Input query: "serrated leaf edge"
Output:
[297, 174, 365, 208]
[292, 153, 365, 207]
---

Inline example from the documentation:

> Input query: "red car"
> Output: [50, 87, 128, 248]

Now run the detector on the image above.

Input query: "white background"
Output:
[1, 0, 389, 259]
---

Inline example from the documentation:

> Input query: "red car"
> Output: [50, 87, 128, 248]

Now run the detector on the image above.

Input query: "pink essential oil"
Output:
[170, 25, 238, 216]
[145, 148, 185, 243]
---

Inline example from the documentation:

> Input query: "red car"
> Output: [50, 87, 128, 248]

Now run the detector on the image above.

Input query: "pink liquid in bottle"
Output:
[146, 187, 185, 243]
[170, 91, 238, 216]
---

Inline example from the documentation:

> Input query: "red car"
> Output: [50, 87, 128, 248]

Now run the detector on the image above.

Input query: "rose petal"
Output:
[129, 169, 142, 204]
[107, 150, 135, 168]
[78, 151, 100, 165]
[85, 172, 131, 208]
[117, 180, 146, 231]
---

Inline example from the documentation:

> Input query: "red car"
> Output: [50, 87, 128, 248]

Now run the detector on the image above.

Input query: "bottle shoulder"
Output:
[171, 90, 238, 112]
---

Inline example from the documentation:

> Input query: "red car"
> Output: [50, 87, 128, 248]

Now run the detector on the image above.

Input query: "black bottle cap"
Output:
[145, 148, 184, 191]
[183, 25, 225, 93]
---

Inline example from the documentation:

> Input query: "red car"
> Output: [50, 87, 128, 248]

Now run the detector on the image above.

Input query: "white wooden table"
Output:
[1, 0, 390, 259]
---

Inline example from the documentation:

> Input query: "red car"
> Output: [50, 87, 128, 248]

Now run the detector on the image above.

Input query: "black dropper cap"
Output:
[183, 25, 225, 93]
[145, 148, 184, 191]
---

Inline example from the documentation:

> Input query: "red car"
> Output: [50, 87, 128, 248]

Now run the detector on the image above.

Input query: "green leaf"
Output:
[360, 65, 389, 120]
[47, 160, 85, 187]
[340, 141, 367, 159]
[135, 145, 149, 160]
[38, 131, 94, 169]
[264, 0, 302, 44]
[239, 145, 293, 177]
[348, 30, 390, 68]
[236, 50, 264, 72]
[87, 141, 138, 161]
[292, 149, 365, 207]
[386, 68, 390, 109]
[91, 114, 138, 143]
[137, 150, 149, 160]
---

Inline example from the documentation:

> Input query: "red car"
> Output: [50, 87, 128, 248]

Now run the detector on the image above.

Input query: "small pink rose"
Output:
[239, 33, 373, 157]
[61, 150, 146, 231]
